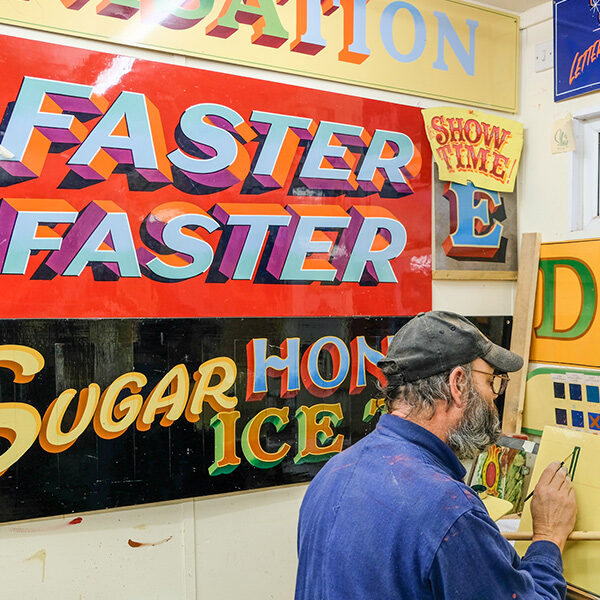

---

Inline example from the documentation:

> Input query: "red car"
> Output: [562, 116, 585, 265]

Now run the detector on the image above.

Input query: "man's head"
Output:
[377, 311, 523, 459]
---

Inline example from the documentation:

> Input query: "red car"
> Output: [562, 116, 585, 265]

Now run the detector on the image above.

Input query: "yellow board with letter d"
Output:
[523, 239, 600, 435]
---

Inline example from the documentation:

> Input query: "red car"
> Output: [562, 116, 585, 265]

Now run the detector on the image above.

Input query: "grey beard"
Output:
[446, 381, 501, 460]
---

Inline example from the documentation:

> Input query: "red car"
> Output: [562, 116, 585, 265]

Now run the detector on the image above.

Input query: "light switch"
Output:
[535, 40, 554, 73]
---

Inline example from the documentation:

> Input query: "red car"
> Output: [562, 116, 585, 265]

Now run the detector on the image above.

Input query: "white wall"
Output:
[517, 2, 600, 242]
[0, 13, 524, 599]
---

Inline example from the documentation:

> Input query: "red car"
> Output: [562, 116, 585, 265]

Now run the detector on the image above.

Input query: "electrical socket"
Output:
[535, 41, 553, 73]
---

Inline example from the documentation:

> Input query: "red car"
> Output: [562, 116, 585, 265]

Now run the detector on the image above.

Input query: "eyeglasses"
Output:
[471, 369, 510, 395]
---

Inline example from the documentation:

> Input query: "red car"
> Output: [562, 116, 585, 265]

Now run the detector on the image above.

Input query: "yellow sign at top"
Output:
[0, 0, 519, 112]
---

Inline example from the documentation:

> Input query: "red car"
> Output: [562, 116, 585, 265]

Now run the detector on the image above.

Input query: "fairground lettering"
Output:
[27, 0, 479, 73]
[0, 76, 420, 284]
[0, 337, 388, 476]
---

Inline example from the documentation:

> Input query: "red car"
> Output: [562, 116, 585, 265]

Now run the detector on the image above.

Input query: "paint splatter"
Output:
[128, 535, 173, 548]
[11, 517, 83, 534]
[26, 549, 46, 582]
[329, 462, 356, 474]
[386, 454, 410, 466]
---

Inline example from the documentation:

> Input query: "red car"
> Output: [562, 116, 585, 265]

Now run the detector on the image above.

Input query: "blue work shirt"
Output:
[295, 413, 565, 600]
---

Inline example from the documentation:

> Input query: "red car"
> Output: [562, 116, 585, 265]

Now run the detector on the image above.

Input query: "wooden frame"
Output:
[502, 233, 542, 434]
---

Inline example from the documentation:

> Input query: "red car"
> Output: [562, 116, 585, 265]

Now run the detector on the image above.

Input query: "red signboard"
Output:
[0, 35, 431, 318]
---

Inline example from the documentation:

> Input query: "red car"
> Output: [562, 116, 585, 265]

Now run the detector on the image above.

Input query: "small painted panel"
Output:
[588, 386, 600, 402]
[517, 427, 600, 594]
[471, 442, 529, 512]
[523, 364, 600, 435]
[433, 165, 518, 276]
[589, 412, 600, 430]
[0, 35, 432, 318]
[571, 410, 585, 427]
[423, 107, 524, 192]
[569, 383, 582, 400]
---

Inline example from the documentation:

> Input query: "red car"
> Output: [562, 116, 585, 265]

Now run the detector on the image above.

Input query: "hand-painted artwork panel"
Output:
[432, 165, 518, 279]
[470, 440, 531, 513]
[523, 366, 600, 435]
[423, 107, 524, 193]
[0, 316, 511, 522]
[0, 1, 519, 112]
[0, 34, 432, 318]
[517, 426, 600, 596]
[555, 0, 600, 101]
[524, 239, 600, 434]
[529, 239, 600, 367]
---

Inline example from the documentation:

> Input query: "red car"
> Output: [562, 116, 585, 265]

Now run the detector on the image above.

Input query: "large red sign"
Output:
[0, 35, 431, 318]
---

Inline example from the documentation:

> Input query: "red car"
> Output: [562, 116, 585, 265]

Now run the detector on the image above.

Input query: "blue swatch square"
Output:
[589, 413, 600, 431]
[587, 386, 600, 403]
[553, 382, 565, 399]
[572, 410, 585, 428]
[555, 408, 568, 425]
[569, 384, 582, 400]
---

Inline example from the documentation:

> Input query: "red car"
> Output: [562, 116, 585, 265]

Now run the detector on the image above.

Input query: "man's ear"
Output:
[449, 367, 467, 408]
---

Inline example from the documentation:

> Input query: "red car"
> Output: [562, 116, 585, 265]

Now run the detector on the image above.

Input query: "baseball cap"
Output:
[377, 311, 523, 382]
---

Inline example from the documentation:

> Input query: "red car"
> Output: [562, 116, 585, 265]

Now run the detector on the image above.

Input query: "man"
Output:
[295, 311, 577, 600]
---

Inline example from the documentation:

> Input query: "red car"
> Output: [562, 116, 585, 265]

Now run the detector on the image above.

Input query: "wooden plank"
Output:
[567, 584, 600, 600]
[432, 270, 518, 281]
[502, 232, 542, 434]
[502, 531, 600, 541]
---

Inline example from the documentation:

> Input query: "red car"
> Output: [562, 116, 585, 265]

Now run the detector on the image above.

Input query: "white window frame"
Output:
[571, 108, 600, 232]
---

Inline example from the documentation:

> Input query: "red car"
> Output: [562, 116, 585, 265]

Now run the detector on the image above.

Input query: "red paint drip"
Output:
[68, 517, 83, 525]
[128, 535, 173, 548]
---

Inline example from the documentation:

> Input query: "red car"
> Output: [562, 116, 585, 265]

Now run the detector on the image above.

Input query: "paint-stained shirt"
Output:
[295, 413, 566, 600]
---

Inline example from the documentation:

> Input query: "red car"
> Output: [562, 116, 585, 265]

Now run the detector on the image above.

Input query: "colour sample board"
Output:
[523, 366, 600, 436]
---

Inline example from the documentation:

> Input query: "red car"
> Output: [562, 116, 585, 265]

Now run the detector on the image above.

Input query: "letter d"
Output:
[536, 258, 597, 339]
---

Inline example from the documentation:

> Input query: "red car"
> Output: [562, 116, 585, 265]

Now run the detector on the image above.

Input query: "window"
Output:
[572, 109, 600, 231]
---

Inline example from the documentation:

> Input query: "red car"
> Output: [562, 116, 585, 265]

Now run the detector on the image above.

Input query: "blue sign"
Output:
[555, 0, 600, 101]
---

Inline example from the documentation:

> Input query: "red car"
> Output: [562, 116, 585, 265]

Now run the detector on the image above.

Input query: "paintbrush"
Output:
[523, 449, 576, 504]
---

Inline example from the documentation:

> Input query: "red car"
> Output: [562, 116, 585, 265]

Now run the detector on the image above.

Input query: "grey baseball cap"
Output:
[377, 311, 523, 382]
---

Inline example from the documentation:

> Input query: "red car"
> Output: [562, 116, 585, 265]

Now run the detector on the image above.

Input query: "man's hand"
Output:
[530, 461, 577, 552]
